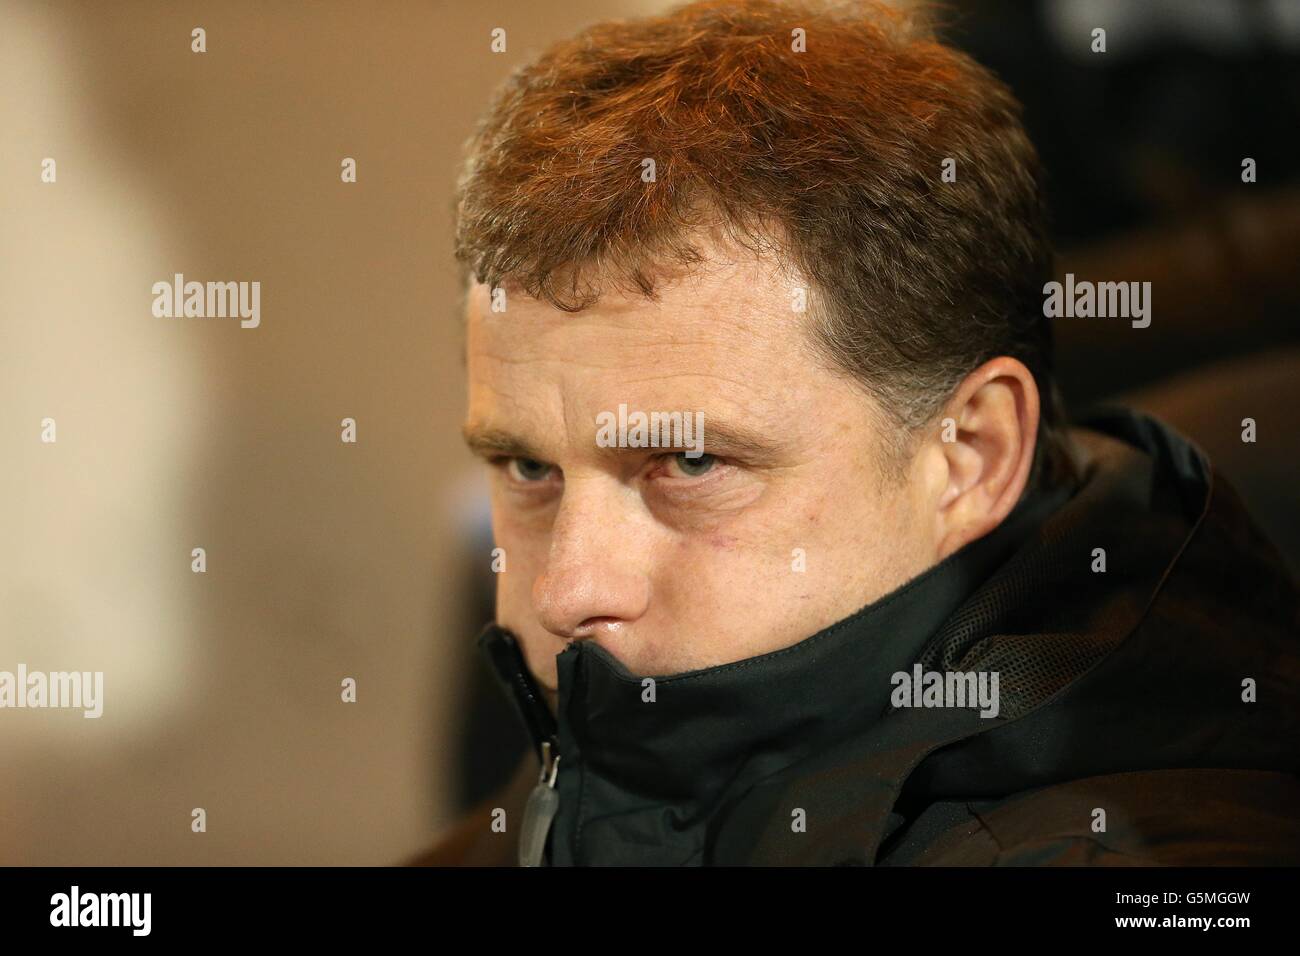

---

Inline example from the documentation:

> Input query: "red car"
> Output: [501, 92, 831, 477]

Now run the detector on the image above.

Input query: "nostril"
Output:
[575, 616, 623, 637]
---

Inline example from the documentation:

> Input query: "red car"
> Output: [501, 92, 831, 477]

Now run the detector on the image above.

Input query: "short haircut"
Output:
[454, 0, 1074, 486]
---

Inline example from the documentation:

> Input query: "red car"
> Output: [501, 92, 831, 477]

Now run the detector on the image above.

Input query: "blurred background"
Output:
[1, 0, 1297, 865]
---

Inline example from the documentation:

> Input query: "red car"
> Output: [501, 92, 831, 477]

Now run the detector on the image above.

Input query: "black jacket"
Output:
[465, 408, 1300, 866]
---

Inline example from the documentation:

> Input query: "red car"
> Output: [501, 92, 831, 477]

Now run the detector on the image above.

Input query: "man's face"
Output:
[463, 245, 938, 713]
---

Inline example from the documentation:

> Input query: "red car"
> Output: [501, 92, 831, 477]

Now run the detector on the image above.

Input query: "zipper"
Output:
[476, 623, 562, 866]
[519, 740, 561, 867]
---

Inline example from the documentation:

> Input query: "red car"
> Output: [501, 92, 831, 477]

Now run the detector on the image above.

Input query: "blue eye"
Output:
[671, 452, 716, 477]
[507, 457, 554, 482]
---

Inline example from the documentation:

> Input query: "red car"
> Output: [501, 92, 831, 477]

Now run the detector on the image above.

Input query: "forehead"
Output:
[467, 245, 811, 377]
[461, 241, 868, 462]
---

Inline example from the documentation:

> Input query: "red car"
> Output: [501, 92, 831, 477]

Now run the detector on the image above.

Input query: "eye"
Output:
[504, 457, 555, 483]
[665, 452, 717, 478]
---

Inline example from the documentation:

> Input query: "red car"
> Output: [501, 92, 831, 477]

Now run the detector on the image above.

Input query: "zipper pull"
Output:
[519, 739, 561, 867]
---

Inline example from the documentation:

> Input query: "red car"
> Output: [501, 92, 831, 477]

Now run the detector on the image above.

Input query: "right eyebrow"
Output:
[461, 424, 547, 462]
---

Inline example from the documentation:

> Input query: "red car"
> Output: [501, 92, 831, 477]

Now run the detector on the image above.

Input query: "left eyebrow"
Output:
[615, 417, 781, 460]
[591, 414, 795, 466]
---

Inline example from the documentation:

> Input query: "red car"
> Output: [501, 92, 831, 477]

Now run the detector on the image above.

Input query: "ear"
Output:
[926, 357, 1040, 561]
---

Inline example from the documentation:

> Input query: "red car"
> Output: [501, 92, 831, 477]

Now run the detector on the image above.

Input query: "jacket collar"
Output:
[476, 408, 1236, 864]
[478, 461, 1075, 865]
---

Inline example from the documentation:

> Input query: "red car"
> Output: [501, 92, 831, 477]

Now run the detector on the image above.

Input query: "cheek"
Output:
[490, 512, 545, 615]
[779, 471, 905, 594]
[685, 515, 804, 602]
[856, 485, 930, 590]
[493, 566, 530, 622]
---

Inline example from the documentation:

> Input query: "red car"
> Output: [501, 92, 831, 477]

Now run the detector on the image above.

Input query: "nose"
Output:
[531, 479, 650, 642]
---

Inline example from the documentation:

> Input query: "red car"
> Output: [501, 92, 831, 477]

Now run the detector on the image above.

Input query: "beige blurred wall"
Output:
[0, 0, 667, 865]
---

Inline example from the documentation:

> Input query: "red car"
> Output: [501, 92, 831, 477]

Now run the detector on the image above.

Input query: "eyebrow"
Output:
[461, 415, 791, 465]
[461, 425, 546, 462]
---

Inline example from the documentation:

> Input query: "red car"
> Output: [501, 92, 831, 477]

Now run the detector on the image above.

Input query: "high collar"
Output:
[478, 472, 1073, 865]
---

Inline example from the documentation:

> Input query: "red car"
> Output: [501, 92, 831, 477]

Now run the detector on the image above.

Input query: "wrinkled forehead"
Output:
[461, 256, 843, 462]
[467, 248, 814, 376]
